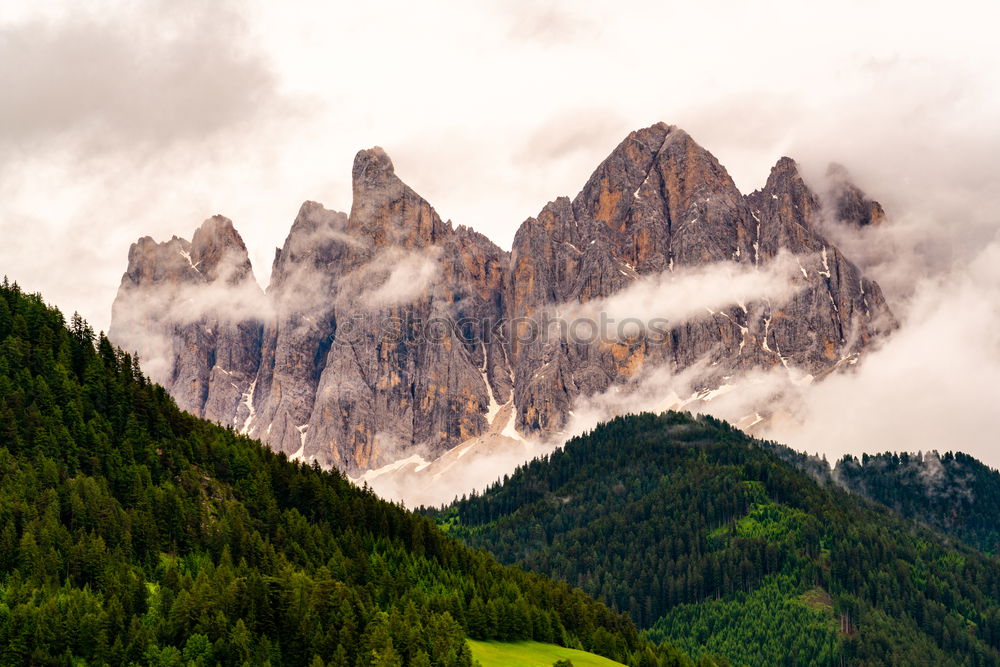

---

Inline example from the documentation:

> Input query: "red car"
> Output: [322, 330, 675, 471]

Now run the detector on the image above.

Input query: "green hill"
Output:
[433, 412, 1000, 665]
[0, 279, 694, 666]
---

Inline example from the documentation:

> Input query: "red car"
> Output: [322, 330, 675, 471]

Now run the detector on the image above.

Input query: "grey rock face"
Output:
[111, 123, 896, 473]
[746, 158, 895, 373]
[231, 150, 509, 471]
[248, 201, 350, 462]
[110, 216, 264, 425]
[825, 163, 887, 227]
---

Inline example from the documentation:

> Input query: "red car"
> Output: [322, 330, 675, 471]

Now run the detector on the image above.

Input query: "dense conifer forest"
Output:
[435, 412, 1000, 665]
[0, 280, 697, 666]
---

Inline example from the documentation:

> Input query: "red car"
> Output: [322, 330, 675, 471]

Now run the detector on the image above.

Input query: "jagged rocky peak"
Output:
[569, 122, 753, 269]
[124, 235, 198, 285]
[349, 146, 452, 249]
[571, 122, 674, 229]
[296, 199, 350, 232]
[762, 156, 817, 200]
[351, 146, 396, 185]
[751, 158, 886, 230]
[269, 201, 351, 295]
[753, 157, 821, 216]
[122, 215, 255, 288]
[746, 156, 826, 259]
[352, 146, 396, 185]
[508, 123, 750, 316]
[190, 215, 255, 284]
[197, 146, 512, 473]
[826, 162, 886, 227]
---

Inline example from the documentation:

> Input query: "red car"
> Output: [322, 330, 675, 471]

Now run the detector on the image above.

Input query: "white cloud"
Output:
[325, 246, 442, 312]
[357, 248, 442, 310]
[554, 251, 804, 341]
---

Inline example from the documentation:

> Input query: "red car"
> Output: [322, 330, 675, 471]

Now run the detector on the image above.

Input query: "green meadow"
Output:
[468, 640, 625, 667]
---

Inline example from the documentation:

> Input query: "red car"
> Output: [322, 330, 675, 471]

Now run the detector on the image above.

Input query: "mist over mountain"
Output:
[109, 123, 894, 502]
[834, 450, 1000, 555]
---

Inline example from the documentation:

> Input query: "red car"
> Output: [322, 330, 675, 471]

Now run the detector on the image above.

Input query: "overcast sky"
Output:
[3, 0, 1000, 466]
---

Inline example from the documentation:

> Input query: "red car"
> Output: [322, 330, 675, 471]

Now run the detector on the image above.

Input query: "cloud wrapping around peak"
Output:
[353, 247, 443, 311]
[763, 234, 1000, 463]
[554, 230, 1000, 470]
[554, 251, 805, 341]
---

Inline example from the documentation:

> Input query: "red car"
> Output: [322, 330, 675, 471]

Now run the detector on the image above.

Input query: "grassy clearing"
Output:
[467, 639, 625, 666]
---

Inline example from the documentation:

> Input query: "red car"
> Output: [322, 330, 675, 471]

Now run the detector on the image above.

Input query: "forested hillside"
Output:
[0, 280, 695, 666]
[835, 451, 1000, 554]
[434, 412, 1000, 666]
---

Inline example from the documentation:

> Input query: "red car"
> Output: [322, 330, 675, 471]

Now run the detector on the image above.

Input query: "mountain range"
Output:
[109, 122, 896, 497]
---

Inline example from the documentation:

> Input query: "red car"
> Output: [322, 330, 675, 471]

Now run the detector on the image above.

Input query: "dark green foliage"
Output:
[0, 282, 675, 666]
[836, 451, 1000, 554]
[433, 412, 1000, 666]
